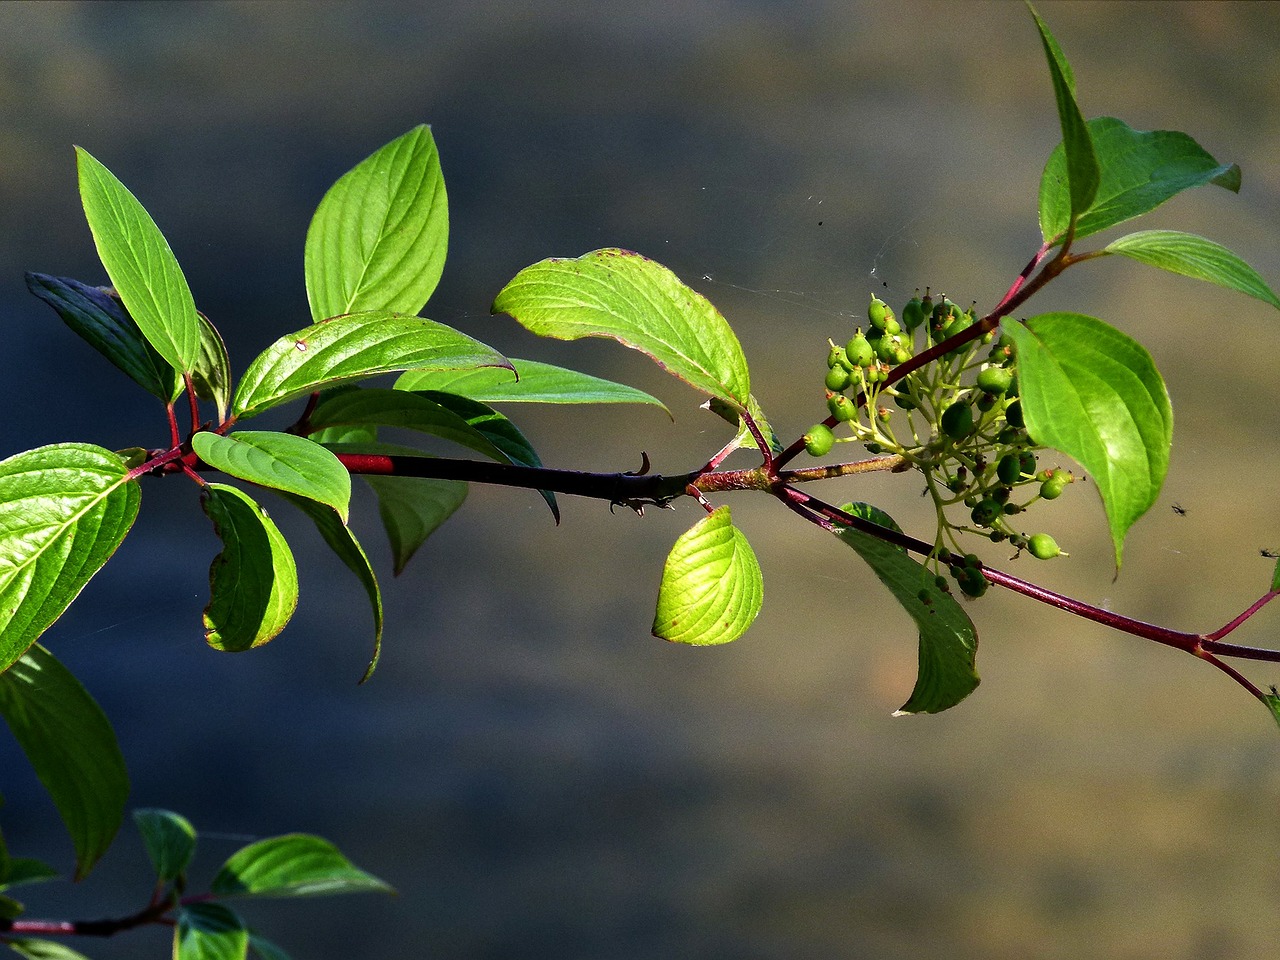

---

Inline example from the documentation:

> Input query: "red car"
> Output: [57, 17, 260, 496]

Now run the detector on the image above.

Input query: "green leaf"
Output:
[248, 934, 292, 960]
[419, 391, 557, 518]
[174, 902, 248, 960]
[192, 432, 351, 523]
[1271, 557, 1280, 594]
[231, 312, 511, 419]
[652, 506, 762, 646]
[0, 859, 58, 892]
[310, 390, 553, 520]
[1028, 3, 1099, 234]
[210, 834, 393, 899]
[133, 808, 196, 885]
[274, 493, 383, 683]
[75, 147, 201, 387]
[24, 273, 179, 402]
[395, 358, 669, 412]
[0, 443, 140, 674]
[1101, 230, 1280, 309]
[707, 393, 782, 457]
[201, 484, 299, 652]
[494, 249, 752, 411]
[5, 939, 95, 960]
[1003, 313, 1172, 568]
[834, 503, 980, 714]
[0, 895, 19, 923]
[304, 125, 447, 321]
[1040, 117, 1240, 244]
[325, 443, 468, 576]
[1264, 691, 1280, 732]
[0, 644, 128, 881]
[193, 312, 233, 423]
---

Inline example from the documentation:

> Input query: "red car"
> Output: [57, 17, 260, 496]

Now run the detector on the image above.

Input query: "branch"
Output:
[334, 452, 702, 509]
[0, 900, 172, 937]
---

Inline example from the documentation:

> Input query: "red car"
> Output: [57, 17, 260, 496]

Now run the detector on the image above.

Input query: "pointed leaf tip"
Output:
[75, 146, 202, 385]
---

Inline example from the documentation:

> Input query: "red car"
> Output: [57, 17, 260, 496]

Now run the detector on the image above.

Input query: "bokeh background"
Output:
[3, 2, 1280, 958]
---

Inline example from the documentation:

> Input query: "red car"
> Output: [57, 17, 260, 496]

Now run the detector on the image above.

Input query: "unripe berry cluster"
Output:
[806, 290, 1074, 584]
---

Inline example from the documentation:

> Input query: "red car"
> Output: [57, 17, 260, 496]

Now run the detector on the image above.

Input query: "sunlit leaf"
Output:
[395, 358, 669, 412]
[24, 273, 179, 402]
[834, 503, 980, 714]
[210, 834, 393, 899]
[75, 147, 201, 384]
[192, 432, 351, 523]
[0, 644, 128, 881]
[1101, 230, 1280, 309]
[174, 902, 248, 960]
[0, 443, 140, 674]
[305, 125, 447, 321]
[4, 938, 95, 959]
[1263, 691, 1280, 733]
[652, 506, 762, 646]
[1040, 117, 1240, 245]
[201, 484, 299, 652]
[1003, 313, 1172, 568]
[133, 808, 196, 885]
[494, 249, 752, 411]
[1028, 4, 1098, 232]
[232, 312, 511, 419]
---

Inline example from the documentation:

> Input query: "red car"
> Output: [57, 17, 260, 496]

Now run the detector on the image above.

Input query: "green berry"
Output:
[827, 344, 848, 369]
[868, 294, 889, 329]
[1019, 450, 1037, 476]
[1027, 533, 1062, 559]
[828, 393, 856, 422]
[941, 311, 975, 356]
[941, 401, 974, 439]
[845, 332, 874, 367]
[976, 366, 1013, 395]
[880, 312, 901, 337]
[951, 561, 988, 598]
[893, 393, 918, 411]
[902, 293, 926, 332]
[1004, 398, 1024, 428]
[970, 498, 1001, 527]
[803, 423, 835, 457]
[958, 569, 989, 598]
[825, 365, 852, 392]
[1039, 470, 1071, 500]
[997, 453, 1021, 485]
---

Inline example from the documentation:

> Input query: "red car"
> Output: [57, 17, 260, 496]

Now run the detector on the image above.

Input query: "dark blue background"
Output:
[3, 3, 1279, 958]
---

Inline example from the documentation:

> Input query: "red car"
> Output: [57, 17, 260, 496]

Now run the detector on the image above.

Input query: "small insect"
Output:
[1171, 503, 1187, 516]
[1261, 548, 1279, 559]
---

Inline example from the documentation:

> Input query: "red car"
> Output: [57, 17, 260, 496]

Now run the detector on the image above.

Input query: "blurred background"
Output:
[3, 2, 1280, 958]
